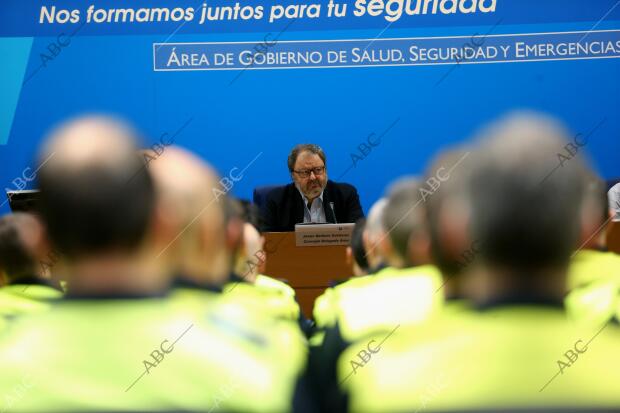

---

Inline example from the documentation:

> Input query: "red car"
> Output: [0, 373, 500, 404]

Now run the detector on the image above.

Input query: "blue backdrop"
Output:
[1, 0, 619, 214]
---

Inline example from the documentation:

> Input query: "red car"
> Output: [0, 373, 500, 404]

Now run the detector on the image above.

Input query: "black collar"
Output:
[474, 293, 564, 311]
[63, 290, 170, 300]
[173, 275, 223, 293]
[8, 275, 63, 291]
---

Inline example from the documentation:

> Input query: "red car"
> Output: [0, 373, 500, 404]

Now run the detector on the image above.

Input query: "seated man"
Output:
[0, 117, 310, 413]
[0, 212, 62, 319]
[261, 143, 364, 231]
[337, 113, 620, 413]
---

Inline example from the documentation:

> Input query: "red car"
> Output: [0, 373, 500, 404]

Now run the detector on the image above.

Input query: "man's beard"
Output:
[306, 180, 322, 193]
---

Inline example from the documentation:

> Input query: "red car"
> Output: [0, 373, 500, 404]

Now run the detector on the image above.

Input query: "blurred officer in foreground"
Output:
[310, 179, 444, 412]
[150, 146, 307, 335]
[424, 147, 478, 313]
[0, 117, 311, 413]
[338, 112, 620, 413]
[149, 146, 231, 306]
[0, 212, 63, 320]
[565, 171, 620, 326]
[224, 198, 304, 328]
[149, 146, 313, 410]
[312, 198, 389, 339]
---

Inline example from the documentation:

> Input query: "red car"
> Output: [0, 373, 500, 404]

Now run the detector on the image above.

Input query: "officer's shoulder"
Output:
[333, 274, 377, 293]
[255, 274, 295, 297]
[204, 298, 304, 346]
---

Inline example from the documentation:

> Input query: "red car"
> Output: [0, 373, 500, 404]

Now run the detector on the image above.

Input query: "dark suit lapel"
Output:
[323, 180, 336, 224]
[290, 184, 306, 227]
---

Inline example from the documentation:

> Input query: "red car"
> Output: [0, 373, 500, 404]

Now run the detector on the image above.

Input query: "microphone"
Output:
[329, 202, 338, 224]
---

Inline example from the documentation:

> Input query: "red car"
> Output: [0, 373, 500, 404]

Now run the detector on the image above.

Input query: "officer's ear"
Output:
[437, 196, 471, 262]
[224, 216, 244, 256]
[362, 229, 382, 265]
[19, 213, 44, 255]
[578, 197, 608, 250]
[345, 246, 353, 267]
[148, 199, 178, 258]
[377, 231, 395, 263]
[17, 214, 52, 278]
[407, 230, 431, 267]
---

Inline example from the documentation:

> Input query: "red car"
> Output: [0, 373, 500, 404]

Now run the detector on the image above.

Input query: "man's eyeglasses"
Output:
[293, 166, 325, 178]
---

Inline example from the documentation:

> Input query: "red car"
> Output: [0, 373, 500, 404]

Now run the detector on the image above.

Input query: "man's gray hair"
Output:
[287, 144, 326, 172]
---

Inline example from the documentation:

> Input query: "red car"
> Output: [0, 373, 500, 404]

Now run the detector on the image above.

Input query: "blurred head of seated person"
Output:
[463, 113, 588, 305]
[310, 179, 444, 411]
[311, 199, 386, 330]
[314, 178, 444, 328]
[237, 200, 299, 313]
[35, 116, 168, 296]
[149, 148, 302, 325]
[227, 198, 255, 284]
[233, 221, 264, 284]
[148, 146, 234, 290]
[237, 199, 273, 280]
[577, 170, 609, 251]
[0, 213, 62, 318]
[347, 218, 369, 277]
[565, 170, 620, 326]
[424, 147, 475, 301]
[225, 198, 302, 324]
[382, 177, 434, 269]
[0, 213, 45, 284]
[0, 117, 311, 413]
[362, 197, 388, 272]
[336, 112, 620, 413]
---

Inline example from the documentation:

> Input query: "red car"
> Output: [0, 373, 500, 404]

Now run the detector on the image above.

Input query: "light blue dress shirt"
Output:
[297, 188, 327, 224]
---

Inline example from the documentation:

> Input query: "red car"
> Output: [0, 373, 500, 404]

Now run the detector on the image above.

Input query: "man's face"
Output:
[291, 151, 328, 200]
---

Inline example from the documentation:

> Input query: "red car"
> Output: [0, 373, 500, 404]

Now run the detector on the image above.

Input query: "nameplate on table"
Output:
[294, 223, 354, 247]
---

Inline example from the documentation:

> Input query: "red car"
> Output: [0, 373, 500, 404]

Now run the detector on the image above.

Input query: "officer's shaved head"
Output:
[469, 112, 586, 272]
[149, 146, 223, 229]
[149, 146, 230, 284]
[37, 116, 154, 259]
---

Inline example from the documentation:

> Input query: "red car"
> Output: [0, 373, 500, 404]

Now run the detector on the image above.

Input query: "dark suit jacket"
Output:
[261, 180, 364, 232]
